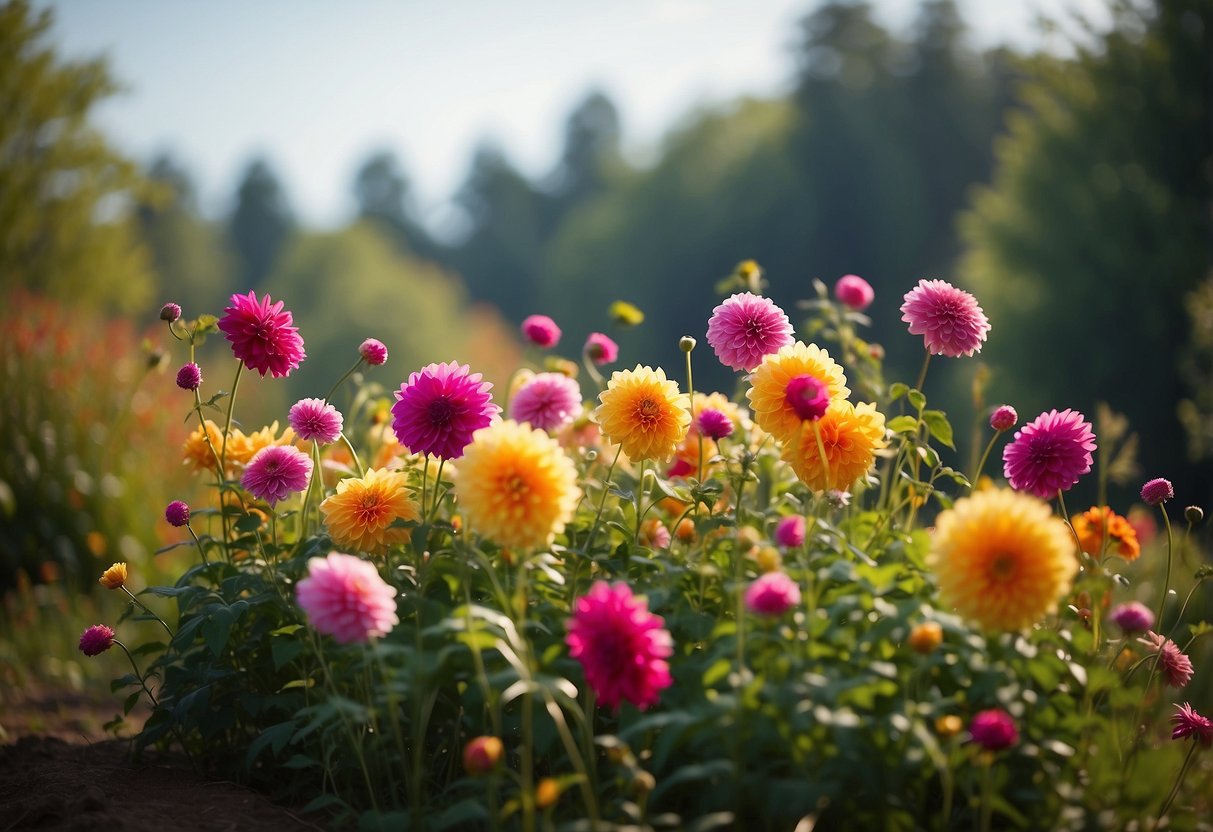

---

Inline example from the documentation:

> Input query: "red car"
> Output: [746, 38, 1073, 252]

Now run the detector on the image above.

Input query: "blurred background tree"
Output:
[228, 157, 295, 289]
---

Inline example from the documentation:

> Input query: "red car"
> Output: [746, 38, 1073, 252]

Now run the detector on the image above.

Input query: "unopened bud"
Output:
[1185, 505, 1204, 525]
[679, 336, 696, 353]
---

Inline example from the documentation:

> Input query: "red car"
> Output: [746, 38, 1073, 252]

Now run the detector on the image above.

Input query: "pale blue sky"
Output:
[41, 0, 1104, 230]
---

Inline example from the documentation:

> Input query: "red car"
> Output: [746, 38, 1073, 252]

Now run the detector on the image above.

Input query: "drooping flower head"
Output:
[706, 292, 794, 372]
[391, 361, 500, 460]
[289, 398, 344, 445]
[595, 365, 691, 462]
[1071, 506, 1141, 561]
[296, 552, 399, 644]
[928, 488, 1075, 631]
[159, 302, 182, 323]
[217, 291, 306, 378]
[989, 405, 1018, 432]
[584, 332, 619, 366]
[79, 624, 115, 657]
[969, 709, 1019, 751]
[1139, 631, 1194, 688]
[165, 500, 191, 527]
[320, 468, 420, 555]
[1109, 601, 1155, 634]
[747, 342, 849, 443]
[834, 274, 874, 311]
[359, 338, 388, 366]
[509, 372, 584, 433]
[781, 401, 886, 493]
[99, 562, 128, 590]
[774, 515, 806, 549]
[453, 420, 581, 550]
[1002, 409, 1096, 499]
[521, 314, 562, 348]
[241, 445, 313, 505]
[566, 582, 673, 711]
[176, 362, 202, 391]
[745, 572, 801, 617]
[1141, 477, 1174, 506]
[463, 736, 505, 775]
[1171, 703, 1213, 745]
[900, 279, 990, 357]
[697, 408, 734, 440]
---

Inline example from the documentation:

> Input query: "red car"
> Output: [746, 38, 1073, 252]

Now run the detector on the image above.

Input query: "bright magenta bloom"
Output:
[1171, 703, 1213, 745]
[288, 398, 344, 444]
[584, 332, 619, 365]
[1002, 409, 1096, 499]
[774, 516, 806, 549]
[900, 279, 990, 358]
[1139, 631, 1194, 688]
[241, 445, 313, 505]
[176, 362, 202, 391]
[1140, 477, 1174, 505]
[359, 338, 388, 366]
[785, 374, 830, 421]
[1109, 601, 1154, 634]
[79, 624, 115, 657]
[989, 405, 1017, 431]
[697, 408, 733, 440]
[509, 372, 583, 432]
[391, 361, 500, 460]
[295, 552, 399, 644]
[164, 500, 191, 527]
[969, 709, 1018, 750]
[834, 274, 874, 311]
[521, 314, 562, 348]
[745, 572, 801, 617]
[706, 292, 794, 371]
[160, 302, 182, 323]
[218, 291, 306, 378]
[566, 582, 673, 711]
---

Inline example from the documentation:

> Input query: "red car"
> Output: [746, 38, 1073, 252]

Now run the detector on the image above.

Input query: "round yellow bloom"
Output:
[595, 365, 691, 462]
[780, 401, 886, 492]
[929, 488, 1076, 632]
[98, 562, 127, 590]
[320, 468, 420, 555]
[182, 419, 226, 473]
[747, 342, 849, 443]
[1071, 506, 1140, 562]
[228, 421, 298, 468]
[454, 420, 581, 550]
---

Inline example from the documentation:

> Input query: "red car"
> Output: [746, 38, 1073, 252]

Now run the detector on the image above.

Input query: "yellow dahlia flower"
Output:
[98, 562, 128, 590]
[182, 419, 227, 473]
[320, 468, 420, 555]
[228, 421, 298, 468]
[453, 420, 580, 550]
[747, 342, 849, 443]
[781, 401, 885, 492]
[595, 365, 690, 462]
[929, 488, 1076, 632]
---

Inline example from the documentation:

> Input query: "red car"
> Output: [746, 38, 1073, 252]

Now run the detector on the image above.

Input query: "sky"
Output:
[40, 0, 1106, 231]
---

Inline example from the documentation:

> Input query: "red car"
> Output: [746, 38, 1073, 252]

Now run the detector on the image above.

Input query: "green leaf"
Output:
[887, 416, 919, 435]
[123, 691, 141, 715]
[888, 382, 908, 402]
[272, 637, 303, 670]
[921, 410, 954, 449]
[234, 513, 262, 532]
[202, 606, 234, 657]
[907, 389, 926, 411]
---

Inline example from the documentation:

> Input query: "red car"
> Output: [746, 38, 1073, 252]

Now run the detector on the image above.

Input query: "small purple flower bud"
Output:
[160, 302, 182, 323]
[165, 500, 191, 527]
[175, 362, 202, 391]
[1141, 477, 1174, 506]
[359, 338, 388, 366]
[989, 405, 1018, 432]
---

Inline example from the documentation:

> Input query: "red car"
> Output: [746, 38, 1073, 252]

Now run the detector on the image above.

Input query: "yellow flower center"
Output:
[990, 552, 1017, 580]
[635, 398, 661, 428]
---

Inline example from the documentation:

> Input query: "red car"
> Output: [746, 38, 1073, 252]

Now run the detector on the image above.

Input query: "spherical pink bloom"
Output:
[774, 516, 806, 549]
[566, 582, 673, 711]
[391, 361, 500, 460]
[509, 372, 583, 432]
[288, 398, 344, 444]
[79, 624, 115, 657]
[160, 302, 182, 323]
[745, 572, 801, 617]
[1109, 602, 1154, 634]
[706, 292, 794, 372]
[359, 338, 388, 366]
[1139, 631, 1194, 688]
[785, 374, 830, 421]
[295, 552, 399, 644]
[1171, 703, 1213, 745]
[521, 314, 562, 348]
[584, 332, 619, 365]
[1140, 477, 1174, 506]
[900, 279, 990, 358]
[1002, 409, 1096, 499]
[241, 445, 313, 505]
[697, 408, 734, 440]
[989, 405, 1018, 432]
[176, 362, 202, 391]
[969, 709, 1018, 751]
[834, 274, 874, 311]
[165, 500, 191, 528]
[218, 291, 306, 378]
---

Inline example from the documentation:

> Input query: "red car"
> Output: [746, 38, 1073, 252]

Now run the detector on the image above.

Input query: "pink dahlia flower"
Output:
[1140, 477, 1174, 506]
[566, 582, 673, 711]
[584, 332, 619, 366]
[900, 279, 990, 358]
[521, 314, 562, 348]
[359, 338, 388, 366]
[774, 516, 806, 549]
[745, 572, 801, 617]
[1171, 703, 1213, 745]
[295, 552, 399, 644]
[697, 408, 734, 440]
[1002, 409, 1096, 499]
[969, 709, 1018, 751]
[165, 500, 191, 528]
[288, 398, 344, 444]
[1139, 631, 1194, 688]
[176, 362, 202, 391]
[785, 374, 830, 421]
[706, 293, 794, 372]
[79, 624, 115, 657]
[510, 372, 583, 432]
[834, 274, 874, 311]
[391, 361, 500, 460]
[1109, 601, 1155, 634]
[241, 445, 313, 505]
[989, 405, 1018, 432]
[218, 291, 306, 378]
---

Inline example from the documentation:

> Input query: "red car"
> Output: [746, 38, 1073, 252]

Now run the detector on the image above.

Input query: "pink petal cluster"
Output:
[697, 408, 733, 440]
[160, 302, 182, 323]
[900, 279, 990, 358]
[989, 405, 1017, 432]
[1109, 601, 1155, 634]
[288, 398, 344, 444]
[706, 293, 794, 372]
[217, 291, 306, 378]
[774, 516, 806, 549]
[521, 314, 562, 348]
[1139, 632, 1194, 688]
[566, 582, 673, 711]
[176, 363, 202, 391]
[241, 445, 313, 505]
[359, 338, 388, 366]
[296, 552, 399, 644]
[745, 572, 801, 617]
[509, 372, 583, 432]
[1171, 703, 1213, 745]
[391, 361, 500, 460]
[785, 374, 830, 421]
[1140, 477, 1174, 506]
[584, 332, 619, 365]
[969, 708, 1018, 751]
[834, 274, 874, 311]
[165, 500, 191, 528]
[1002, 409, 1096, 499]
[79, 624, 115, 657]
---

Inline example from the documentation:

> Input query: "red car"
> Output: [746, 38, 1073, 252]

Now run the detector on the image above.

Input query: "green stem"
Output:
[1152, 742, 1198, 831]
[634, 459, 646, 545]
[325, 357, 365, 404]
[979, 755, 994, 832]
[1155, 504, 1174, 629]
[914, 352, 931, 394]
[970, 429, 1004, 491]
[685, 348, 702, 482]
[810, 420, 830, 491]
[339, 431, 365, 477]
[120, 585, 174, 640]
[580, 446, 624, 558]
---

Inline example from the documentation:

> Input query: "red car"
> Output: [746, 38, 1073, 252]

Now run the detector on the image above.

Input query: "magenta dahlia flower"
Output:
[391, 361, 500, 460]
[175, 362, 203, 391]
[1002, 409, 1096, 499]
[295, 552, 399, 644]
[566, 582, 673, 711]
[241, 445, 313, 505]
[521, 314, 562, 348]
[509, 372, 583, 432]
[79, 624, 115, 657]
[785, 374, 830, 421]
[834, 274, 874, 311]
[1171, 703, 1213, 745]
[774, 515, 806, 549]
[288, 398, 344, 444]
[164, 500, 191, 528]
[1109, 601, 1155, 634]
[989, 405, 1018, 432]
[697, 408, 734, 440]
[969, 709, 1018, 751]
[900, 279, 990, 358]
[217, 291, 306, 378]
[359, 338, 388, 366]
[1141, 477, 1174, 506]
[584, 332, 619, 366]
[705, 293, 794, 372]
[745, 572, 801, 617]
[1139, 631, 1194, 688]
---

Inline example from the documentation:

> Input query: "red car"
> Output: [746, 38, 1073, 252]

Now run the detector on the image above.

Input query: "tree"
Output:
[228, 157, 294, 289]
[352, 149, 440, 261]
[546, 90, 622, 221]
